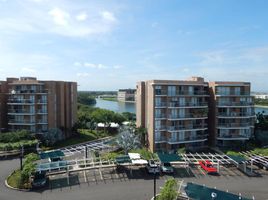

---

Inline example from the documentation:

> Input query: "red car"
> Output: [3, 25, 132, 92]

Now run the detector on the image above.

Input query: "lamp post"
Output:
[20, 145, 24, 170]
[153, 168, 157, 199]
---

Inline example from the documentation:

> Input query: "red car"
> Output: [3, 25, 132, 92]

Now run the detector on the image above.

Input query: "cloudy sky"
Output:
[0, 0, 268, 91]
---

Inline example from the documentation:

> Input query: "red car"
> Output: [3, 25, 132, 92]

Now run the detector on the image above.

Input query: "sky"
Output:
[0, 0, 268, 91]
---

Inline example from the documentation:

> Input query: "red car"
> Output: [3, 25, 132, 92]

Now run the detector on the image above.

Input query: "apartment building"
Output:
[0, 77, 77, 138]
[136, 77, 209, 152]
[117, 89, 136, 102]
[136, 77, 255, 152]
[208, 82, 255, 148]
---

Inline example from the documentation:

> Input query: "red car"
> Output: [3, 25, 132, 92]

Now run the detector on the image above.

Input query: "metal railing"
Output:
[167, 124, 207, 131]
[168, 135, 207, 143]
[217, 112, 255, 117]
[217, 102, 254, 106]
[8, 120, 36, 124]
[168, 114, 207, 119]
[8, 99, 35, 104]
[168, 102, 207, 107]
[217, 122, 253, 127]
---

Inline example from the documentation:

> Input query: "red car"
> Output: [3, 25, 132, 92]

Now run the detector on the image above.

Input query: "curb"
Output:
[4, 173, 30, 192]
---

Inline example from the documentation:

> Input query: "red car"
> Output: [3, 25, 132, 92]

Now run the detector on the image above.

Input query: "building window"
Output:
[168, 86, 176, 96]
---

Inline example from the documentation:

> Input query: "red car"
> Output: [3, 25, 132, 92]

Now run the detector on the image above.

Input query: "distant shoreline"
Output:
[255, 105, 268, 108]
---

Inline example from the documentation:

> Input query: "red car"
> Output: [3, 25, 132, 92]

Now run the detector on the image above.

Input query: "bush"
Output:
[157, 179, 178, 200]
[0, 130, 33, 143]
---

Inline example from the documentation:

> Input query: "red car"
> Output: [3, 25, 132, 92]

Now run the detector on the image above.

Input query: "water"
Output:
[255, 106, 268, 115]
[94, 98, 136, 113]
[94, 98, 268, 115]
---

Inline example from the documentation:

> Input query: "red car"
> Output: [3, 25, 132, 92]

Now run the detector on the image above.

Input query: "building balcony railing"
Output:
[217, 134, 250, 140]
[167, 135, 207, 144]
[155, 126, 167, 131]
[37, 99, 47, 104]
[215, 92, 250, 96]
[155, 102, 167, 107]
[168, 102, 207, 107]
[217, 122, 254, 128]
[167, 114, 208, 119]
[37, 120, 48, 124]
[8, 109, 35, 115]
[8, 120, 36, 124]
[155, 137, 167, 143]
[167, 124, 207, 132]
[8, 99, 35, 104]
[175, 91, 208, 96]
[9, 90, 48, 94]
[37, 110, 48, 114]
[216, 102, 254, 107]
[155, 114, 166, 118]
[217, 112, 255, 117]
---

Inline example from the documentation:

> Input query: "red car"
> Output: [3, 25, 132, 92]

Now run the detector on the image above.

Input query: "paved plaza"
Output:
[1, 158, 268, 200]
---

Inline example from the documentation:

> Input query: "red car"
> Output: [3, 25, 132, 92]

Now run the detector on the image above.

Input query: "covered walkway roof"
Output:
[157, 152, 182, 163]
[185, 182, 251, 200]
[39, 150, 65, 160]
[36, 160, 68, 172]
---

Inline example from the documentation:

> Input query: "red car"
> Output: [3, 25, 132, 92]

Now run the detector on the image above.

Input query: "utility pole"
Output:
[153, 168, 157, 199]
[20, 145, 24, 170]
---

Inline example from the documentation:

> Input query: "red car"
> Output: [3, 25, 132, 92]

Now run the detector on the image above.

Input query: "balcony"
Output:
[155, 90, 167, 96]
[217, 122, 254, 129]
[37, 120, 48, 124]
[167, 135, 207, 144]
[8, 109, 35, 115]
[155, 114, 166, 119]
[37, 110, 48, 114]
[167, 114, 208, 120]
[37, 99, 47, 104]
[168, 102, 207, 108]
[155, 126, 167, 131]
[175, 90, 208, 96]
[155, 137, 167, 143]
[217, 134, 250, 141]
[155, 102, 167, 108]
[167, 124, 207, 132]
[8, 120, 35, 125]
[9, 89, 47, 94]
[216, 92, 250, 96]
[216, 102, 254, 107]
[217, 112, 255, 118]
[7, 99, 35, 104]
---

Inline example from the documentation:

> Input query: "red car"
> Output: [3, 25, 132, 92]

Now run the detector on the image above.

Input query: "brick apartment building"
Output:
[136, 77, 255, 152]
[0, 77, 77, 138]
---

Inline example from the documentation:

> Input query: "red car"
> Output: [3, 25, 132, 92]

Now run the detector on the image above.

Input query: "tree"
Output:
[122, 112, 136, 121]
[42, 128, 64, 146]
[77, 92, 96, 106]
[157, 179, 178, 200]
[135, 127, 147, 147]
[116, 127, 140, 155]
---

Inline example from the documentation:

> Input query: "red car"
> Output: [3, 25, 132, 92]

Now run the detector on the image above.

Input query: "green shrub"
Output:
[157, 179, 178, 200]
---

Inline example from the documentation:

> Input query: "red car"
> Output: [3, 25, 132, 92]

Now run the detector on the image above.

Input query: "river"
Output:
[94, 98, 268, 115]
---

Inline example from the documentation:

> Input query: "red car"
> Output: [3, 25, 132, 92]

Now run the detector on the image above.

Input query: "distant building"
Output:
[0, 77, 77, 138]
[136, 77, 255, 152]
[117, 89, 136, 102]
[254, 94, 268, 99]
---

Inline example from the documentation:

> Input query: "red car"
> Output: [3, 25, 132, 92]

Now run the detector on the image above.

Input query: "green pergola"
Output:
[157, 152, 182, 163]
[39, 150, 65, 160]
[115, 155, 131, 164]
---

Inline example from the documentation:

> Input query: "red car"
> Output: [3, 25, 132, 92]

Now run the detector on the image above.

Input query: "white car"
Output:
[160, 162, 174, 174]
[146, 160, 160, 174]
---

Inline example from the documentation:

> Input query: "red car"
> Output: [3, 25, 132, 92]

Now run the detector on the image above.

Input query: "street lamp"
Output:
[153, 168, 157, 200]
[20, 145, 24, 170]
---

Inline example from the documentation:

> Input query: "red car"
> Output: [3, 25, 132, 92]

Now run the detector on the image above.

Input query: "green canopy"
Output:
[39, 150, 65, 160]
[157, 152, 182, 163]
[228, 155, 247, 163]
[115, 155, 131, 164]
[185, 183, 251, 200]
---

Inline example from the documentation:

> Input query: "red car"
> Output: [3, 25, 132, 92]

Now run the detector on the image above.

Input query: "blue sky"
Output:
[0, 0, 268, 91]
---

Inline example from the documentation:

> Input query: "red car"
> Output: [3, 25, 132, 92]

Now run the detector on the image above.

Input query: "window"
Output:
[234, 87, 240, 95]
[155, 85, 162, 95]
[217, 87, 230, 95]
[168, 86, 176, 96]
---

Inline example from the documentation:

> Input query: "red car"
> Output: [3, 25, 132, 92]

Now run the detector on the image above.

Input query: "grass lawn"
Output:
[51, 130, 110, 149]
[7, 170, 21, 189]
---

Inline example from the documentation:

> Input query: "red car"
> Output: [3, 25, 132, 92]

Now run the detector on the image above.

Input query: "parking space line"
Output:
[197, 166, 206, 176]
[83, 171, 87, 182]
[99, 169, 103, 180]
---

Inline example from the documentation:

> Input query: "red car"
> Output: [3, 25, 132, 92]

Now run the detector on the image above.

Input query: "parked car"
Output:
[31, 171, 48, 188]
[160, 162, 174, 174]
[146, 160, 160, 174]
[253, 159, 268, 170]
[199, 160, 217, 174]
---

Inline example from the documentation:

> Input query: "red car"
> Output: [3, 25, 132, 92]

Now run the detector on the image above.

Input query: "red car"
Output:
[199, 160, 217, 173]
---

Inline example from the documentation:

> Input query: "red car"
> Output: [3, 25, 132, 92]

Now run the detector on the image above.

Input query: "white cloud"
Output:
[76, 72, 90, 77]
[113, 65, 123, 69]
[84, 62, 107, 69]
[76, 12, 87, 21]
[48, 7, 70, 26]
[100, 11, 116, 22]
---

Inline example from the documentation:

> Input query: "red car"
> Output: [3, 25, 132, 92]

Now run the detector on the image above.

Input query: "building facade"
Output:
[117, 89, 136, 102]
[0, 77, 77, 138]
[208, 82, 255, 148]
[136, 77, 254, 152]
[136, 77, 209, 152]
